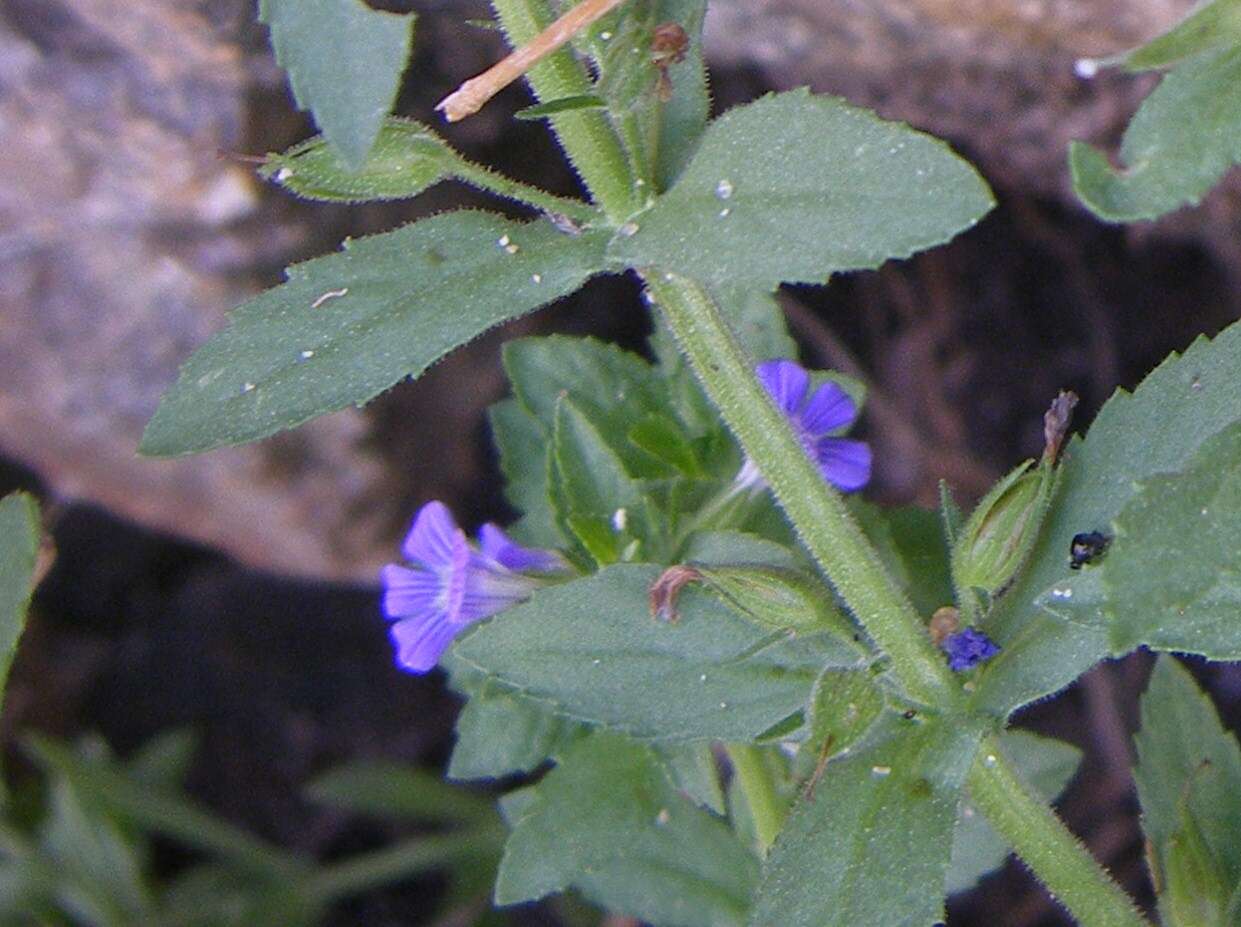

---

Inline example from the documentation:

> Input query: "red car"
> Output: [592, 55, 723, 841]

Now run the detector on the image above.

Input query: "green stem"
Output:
[451, 157, 600, 223]
[489, 0, 638, 221]
[967, 736, 1151, 927]
[646, 272, 955, 708]
[726, 744, 784, 855]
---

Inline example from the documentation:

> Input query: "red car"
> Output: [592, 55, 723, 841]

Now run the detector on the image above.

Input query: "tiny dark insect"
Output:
[1069, 531, 1111, 569]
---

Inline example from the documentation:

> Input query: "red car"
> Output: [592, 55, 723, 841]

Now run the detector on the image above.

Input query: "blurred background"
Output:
[3, 0, 1241, 923]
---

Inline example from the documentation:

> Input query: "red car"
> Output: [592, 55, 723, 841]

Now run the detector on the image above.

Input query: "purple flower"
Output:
[380, 501, 567, 673]
[736, 359, 871, 492]
[941, 627, 1001, 671]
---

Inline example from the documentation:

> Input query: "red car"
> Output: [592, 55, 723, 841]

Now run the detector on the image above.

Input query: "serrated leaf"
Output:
[608, 88, 993, 288]
[751, 717, 978, 927]
[1038, 422, 1241, 657]
[448, 686, 585, 781]
[1070, 46, 1241, 222]
[974, 318, 1241, 717]
[260, 0, 415, 170]
[452, 564, 839, 742]
[259, 119, 452, 202]
[1135, 656, 1241, 923]
[142, 213, 608, 456]
[0, 493, 39, 705]
[495, 732, 757, 927]
[946, 730, 1080, 894]
[1113, 0, 1241, 71]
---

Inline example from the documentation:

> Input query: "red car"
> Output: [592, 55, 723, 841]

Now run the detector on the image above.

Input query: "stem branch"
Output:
[646, 272, 955, 708]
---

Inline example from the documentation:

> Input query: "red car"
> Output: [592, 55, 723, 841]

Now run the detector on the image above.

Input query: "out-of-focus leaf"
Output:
[142, 214, 608, 456]
[495, 732, 757, 927]
[514, 95, 608, 120]
[259, 0, 415, 170]
[488, 398, 562, 549]
[0, 492, 39, 705]
[307, 761, 496, 824]
[1070, 46, 1241, 221]
[609, 89, 993, 288]
[1109, 0, 1241, 71]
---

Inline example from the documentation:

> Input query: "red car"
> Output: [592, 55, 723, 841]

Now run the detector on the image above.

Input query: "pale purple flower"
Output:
[736, 359, 871, 493]
[380, 501, 567, 673]
[941, 627, 1000, 671]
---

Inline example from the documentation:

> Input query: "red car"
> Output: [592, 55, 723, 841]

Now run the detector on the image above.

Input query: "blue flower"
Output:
[941, 627, 1001, 671]
[380, 501, 567, 673]
[736, 359, 871, 492]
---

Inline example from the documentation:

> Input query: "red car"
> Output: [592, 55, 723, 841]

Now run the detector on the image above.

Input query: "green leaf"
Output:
[1111, 0, 1241, 71]
[448, 685, 584, 781]
[0, 492, 39, 705]
[853, 502, 954, 618]
[793, 669, 885, 780]
[657, 742, 725, 814]
[628, 413, 705, 475]
[974, 318, 1241, 717]
[141, 213, 608, 456]
[488, 398, 562, 548]
[1038, 422, 1241, 656]
[495, 732, 757, 927]
[259, 0, 415, 170]
[708, 286, 799, 363]
[551, 398, 652, 564]
[681, 530, 804, 570]
[453, 564, 838, 742]
[259, 119, 452, 202]
[654, 0, 710, 191]
[609, 88, 993, 288]
[946, 730, 1081, 894]
[1135, 656, 1241, 924]
[514, 95, 608, 120]
[504, 336, 674, 478]
[306, 761, 496, 824]
[1070, 46, 1241, 222]
[27, 738, 301, 878]
[751, 717, 979, 927]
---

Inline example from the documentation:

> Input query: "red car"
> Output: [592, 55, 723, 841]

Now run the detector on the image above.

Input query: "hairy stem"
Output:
[968, 735, 1151, 927]
[489, 0, 638, 221]
[646, 272, 956, 708]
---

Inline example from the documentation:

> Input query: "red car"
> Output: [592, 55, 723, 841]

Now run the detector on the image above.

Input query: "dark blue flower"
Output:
[736, 359, 871, 493]
[941, 627, 1001, 671]
[380, 501, 567, 673]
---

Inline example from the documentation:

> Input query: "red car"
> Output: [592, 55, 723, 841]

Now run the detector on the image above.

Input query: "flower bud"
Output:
[650, 564, 851, 638]
[951, 458, 1056, 603]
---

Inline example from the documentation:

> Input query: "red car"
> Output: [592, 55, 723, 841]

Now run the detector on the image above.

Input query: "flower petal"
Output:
[800, 380, 857, 436]
[389, 612, 461, 673]
[814, 438, 872, 492]
[401, 501, 460, 566]
[379, 564, 442, 620]
[756, 359, 809, 416]
[478, 523, 567, 572]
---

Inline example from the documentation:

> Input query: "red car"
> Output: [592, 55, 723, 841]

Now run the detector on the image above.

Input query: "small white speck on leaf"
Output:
[871, 765, 892, 778]
[299, 350, 315, 360]
[718, 208, 731, 218]
[1074, 58, 1099, 79]
[656, 808, 670, 825]
[618, 221, 639, 237]
[531, 273, 542, 284]
[241, 382, 256, 393]
[714, 178, 734, 199]
[274, 167, 293, 182]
